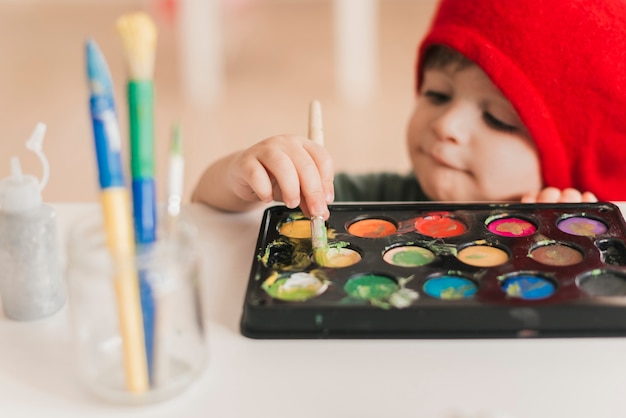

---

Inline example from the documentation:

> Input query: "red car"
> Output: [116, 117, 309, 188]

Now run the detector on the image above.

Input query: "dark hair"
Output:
[423, 45, 473, 71]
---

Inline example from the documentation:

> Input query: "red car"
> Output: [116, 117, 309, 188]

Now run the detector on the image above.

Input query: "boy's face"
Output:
[407, 63, 542, 201]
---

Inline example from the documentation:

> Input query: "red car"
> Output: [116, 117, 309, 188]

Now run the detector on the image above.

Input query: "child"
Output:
[193, 0, 626, 219]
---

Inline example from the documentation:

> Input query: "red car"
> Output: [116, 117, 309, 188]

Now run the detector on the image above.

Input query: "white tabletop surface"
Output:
[3, 202, 626, 418]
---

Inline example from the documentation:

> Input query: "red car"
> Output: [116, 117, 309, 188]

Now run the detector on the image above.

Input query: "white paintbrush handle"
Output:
[308, 100, 324, 145]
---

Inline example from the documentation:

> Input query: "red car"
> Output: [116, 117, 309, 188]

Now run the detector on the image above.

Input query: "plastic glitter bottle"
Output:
[0, 123, 65, 320]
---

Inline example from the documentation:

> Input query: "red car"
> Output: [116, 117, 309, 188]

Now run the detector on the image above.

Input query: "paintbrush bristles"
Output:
[311, 216, 327, 249]
[116, 12, 157, 79]
[308, 100, 324, 145]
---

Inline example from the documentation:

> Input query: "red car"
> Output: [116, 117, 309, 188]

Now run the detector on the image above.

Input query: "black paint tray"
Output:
[240, 202, 626, 338]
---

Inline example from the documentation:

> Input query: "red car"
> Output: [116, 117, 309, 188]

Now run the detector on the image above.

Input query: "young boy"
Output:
[193, 0, 626, 219]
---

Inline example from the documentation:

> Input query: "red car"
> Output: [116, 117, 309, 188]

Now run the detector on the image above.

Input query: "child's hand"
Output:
[228, 135, 335, 218]
[521, 187, 598, 203]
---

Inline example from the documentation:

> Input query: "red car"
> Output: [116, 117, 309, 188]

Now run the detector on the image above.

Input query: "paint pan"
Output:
[241, 202, 626, 338]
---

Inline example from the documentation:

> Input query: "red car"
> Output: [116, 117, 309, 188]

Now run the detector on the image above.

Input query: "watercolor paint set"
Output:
[240, 202, 626, 338]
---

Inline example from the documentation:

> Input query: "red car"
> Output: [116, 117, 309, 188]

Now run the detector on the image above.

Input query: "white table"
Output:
[2, 203, 626, 418]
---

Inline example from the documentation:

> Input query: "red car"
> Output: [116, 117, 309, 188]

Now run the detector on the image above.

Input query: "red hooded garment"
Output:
[417, 0, 626, 201]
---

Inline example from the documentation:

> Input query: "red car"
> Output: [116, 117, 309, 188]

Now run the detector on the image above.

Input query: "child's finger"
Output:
[231, 156, 274, 203]
[558, 188, 584, 202]
[533, 187, 561, 203]
[520, 191, 537, 203]
[581, 191, 598, 202]
[559, 188, 599, 203]
[232, 143, 301, 206]
[297, 142, 332, 218]
[306, 141, 335, 204]
[297, 193, 314, 218]
[260, 149, 304, 209]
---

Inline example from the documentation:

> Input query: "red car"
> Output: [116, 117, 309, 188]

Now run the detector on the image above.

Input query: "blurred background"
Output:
[0, 0, 437, 203]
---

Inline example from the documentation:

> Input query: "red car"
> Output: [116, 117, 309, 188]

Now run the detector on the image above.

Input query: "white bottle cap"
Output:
[0, 157, 42, 213]
[0, 123, 48, 213]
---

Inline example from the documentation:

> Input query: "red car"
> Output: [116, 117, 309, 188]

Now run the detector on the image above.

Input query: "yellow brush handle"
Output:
[101, 189, 149, 393]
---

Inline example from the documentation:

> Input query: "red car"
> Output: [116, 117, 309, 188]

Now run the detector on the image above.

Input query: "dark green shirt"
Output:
[333, 172, 431, 202]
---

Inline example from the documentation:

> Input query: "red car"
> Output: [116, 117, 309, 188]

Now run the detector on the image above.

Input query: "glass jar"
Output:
[65, 210, 207, 404]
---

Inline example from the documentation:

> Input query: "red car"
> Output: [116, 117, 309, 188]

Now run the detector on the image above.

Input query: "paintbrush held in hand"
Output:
[308, 100, 329, 266]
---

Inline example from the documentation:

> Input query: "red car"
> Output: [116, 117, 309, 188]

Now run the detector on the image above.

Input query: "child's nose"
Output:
[431, 104, 472, 144]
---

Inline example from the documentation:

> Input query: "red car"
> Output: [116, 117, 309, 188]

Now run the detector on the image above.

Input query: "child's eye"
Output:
[422, 90, 450, 105]
[483, 112, 517, 133]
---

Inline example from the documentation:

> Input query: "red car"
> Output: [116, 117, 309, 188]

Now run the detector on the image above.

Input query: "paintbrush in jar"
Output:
[167, 121, 184, 224]
[117, 11, 158, 385]
[308, 100, 329, 266]
[85, 38, 149, 393]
